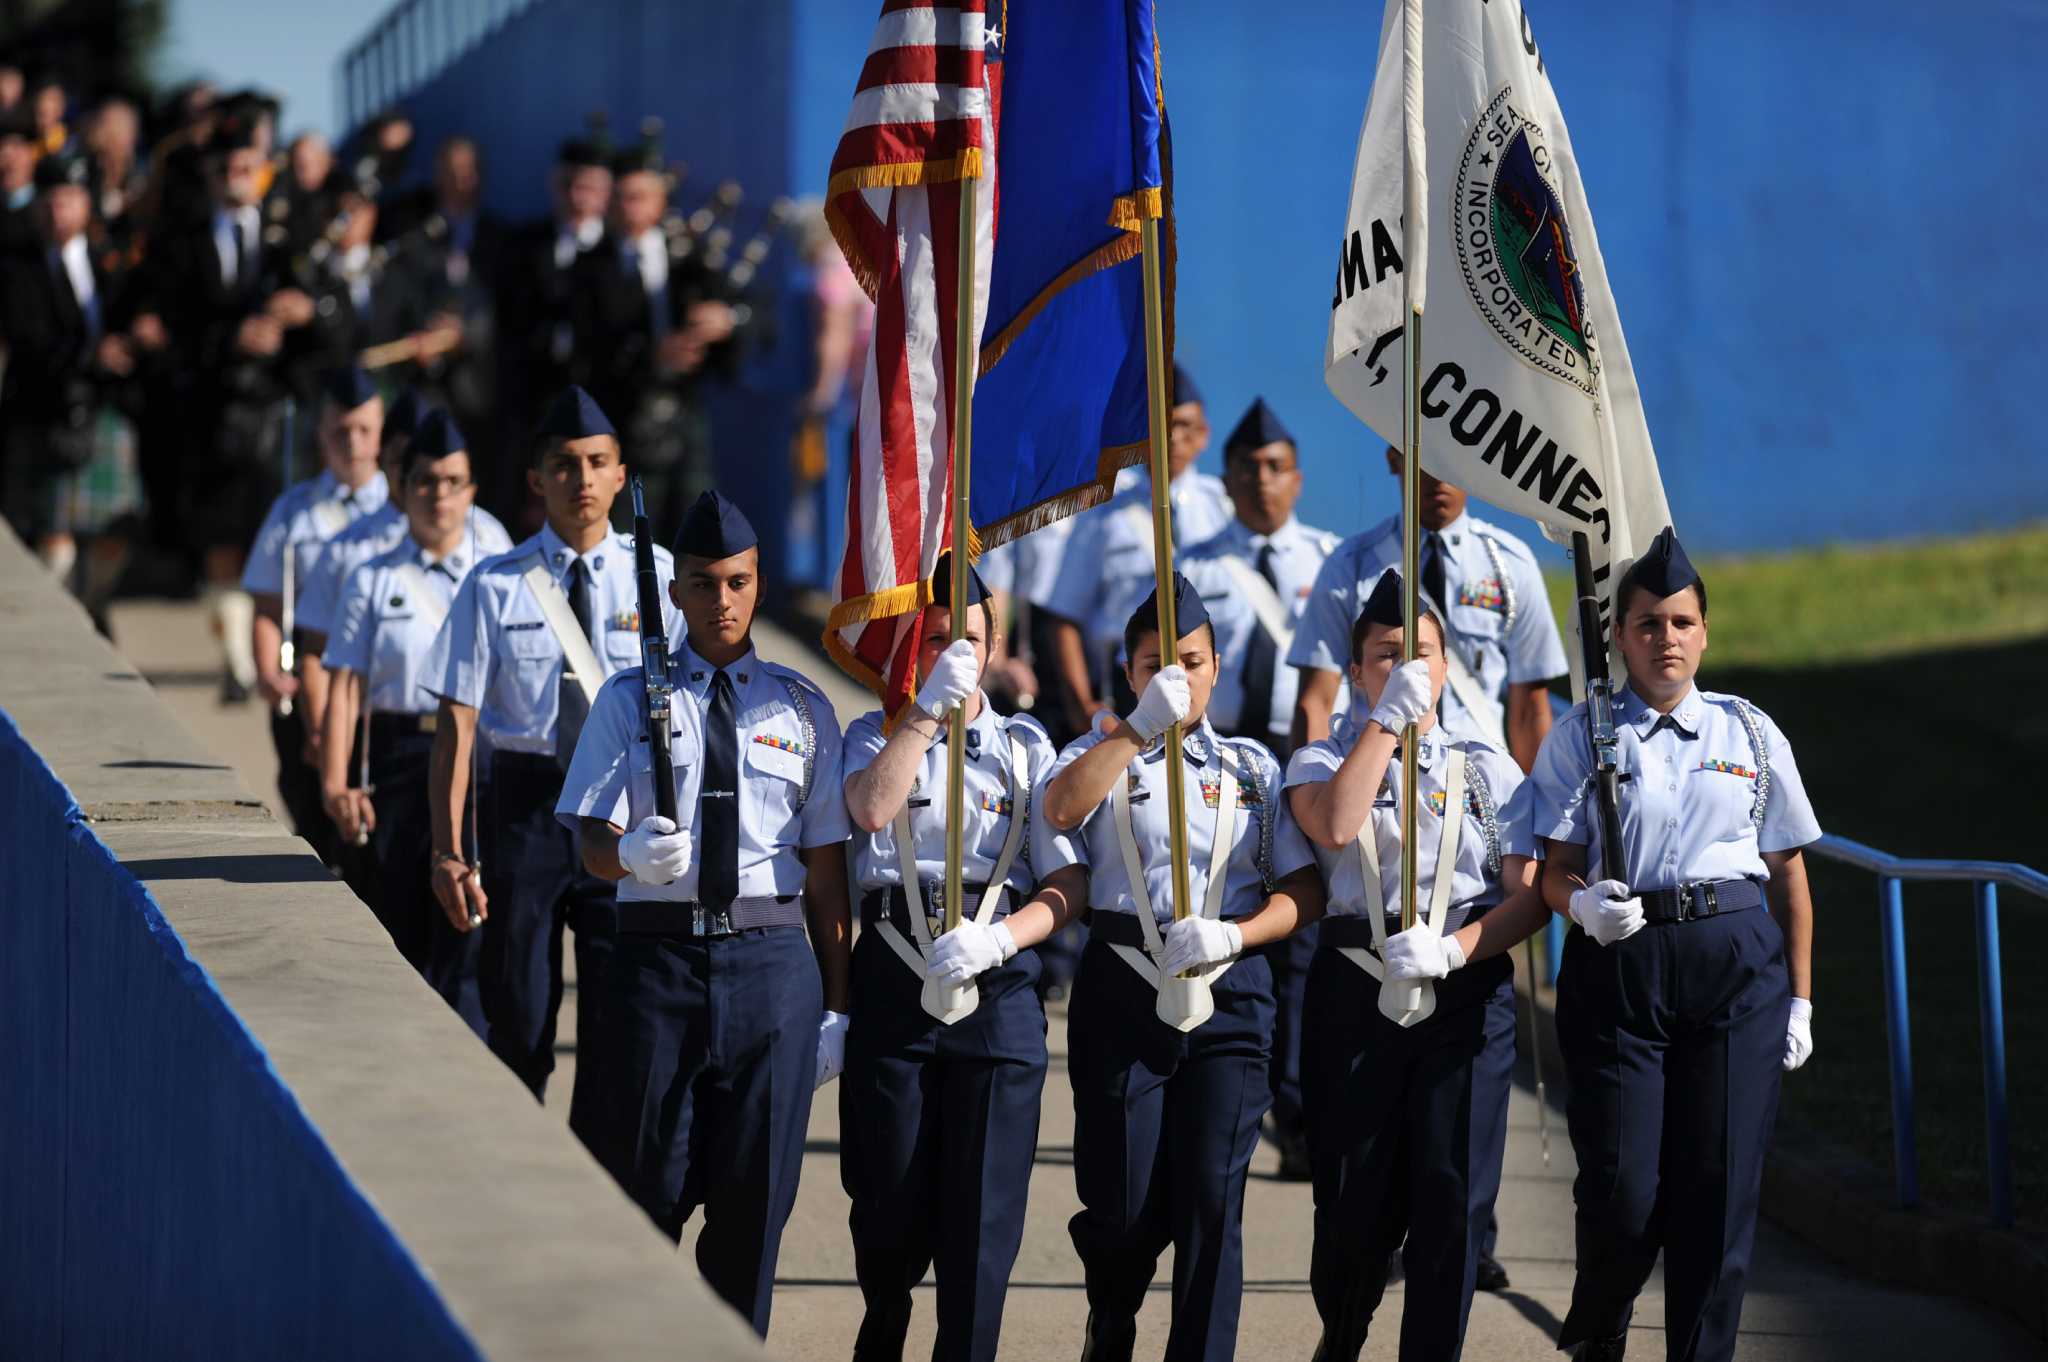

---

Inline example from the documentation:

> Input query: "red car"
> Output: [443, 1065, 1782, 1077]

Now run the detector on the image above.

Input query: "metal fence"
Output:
[1538, 834, 2043, 1229]
[336, 0, 541, 130]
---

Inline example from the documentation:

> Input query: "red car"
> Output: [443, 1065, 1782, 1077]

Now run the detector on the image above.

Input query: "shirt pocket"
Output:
[369, 615, 416, 699]
[604, 628, 640, 665]
[502, 625, 556, 664]
[744, 737, 807, 845]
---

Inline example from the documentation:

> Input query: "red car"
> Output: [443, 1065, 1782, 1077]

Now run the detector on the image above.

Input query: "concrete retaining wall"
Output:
[0, 524, 764, 1360]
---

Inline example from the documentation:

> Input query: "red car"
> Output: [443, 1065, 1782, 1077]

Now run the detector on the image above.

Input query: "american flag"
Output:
[823, 0, 1000, 718]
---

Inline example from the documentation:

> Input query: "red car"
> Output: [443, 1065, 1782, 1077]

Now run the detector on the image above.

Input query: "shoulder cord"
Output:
[1228, 738, 1276, 894]
[1466, 761, 1503, 876]
[776, 676, 816, 807]
[1728, 698, 1771, 830]
[1475, 532, 1519, 635]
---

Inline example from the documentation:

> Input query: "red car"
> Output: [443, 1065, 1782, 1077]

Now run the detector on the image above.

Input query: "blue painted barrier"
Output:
[0, 709, 482, 1360]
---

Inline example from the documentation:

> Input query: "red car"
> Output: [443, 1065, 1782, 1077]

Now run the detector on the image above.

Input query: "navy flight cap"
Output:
[536, 385, 617, 441]
[383, 388, 427, 442]
[929, 549, 992, 607]
[1359, 567, 1446, 631]
[1225, 396, 1295, 454]
[408, 408, 466, 460]
[1128, 571, 1211, 642]
[1171, 362, 1202, 409]
[1624, 525, 1701, 598]
[322, 366, 379, 412]
[674, 490, 757, 561]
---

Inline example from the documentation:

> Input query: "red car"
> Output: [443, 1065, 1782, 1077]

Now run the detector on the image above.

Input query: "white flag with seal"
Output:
[1326, 0, 1672, 654]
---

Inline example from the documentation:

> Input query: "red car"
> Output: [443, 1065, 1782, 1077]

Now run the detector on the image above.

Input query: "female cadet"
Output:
[318, 408, 510, 1032]
[1041, 573, 1325, 1362]
[838, 551, 1087, 1362]
[1529, 528, 1819, 1362]
[1242, 569, 1550, 1361]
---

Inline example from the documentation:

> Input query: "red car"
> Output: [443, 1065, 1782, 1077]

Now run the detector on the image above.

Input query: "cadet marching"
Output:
[0, 71, 1821, 1362]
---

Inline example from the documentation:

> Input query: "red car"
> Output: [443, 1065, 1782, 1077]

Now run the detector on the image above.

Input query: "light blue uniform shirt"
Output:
[422, 523, 677, 752]
[1285, 720, 1533, 933]
[322, 524, 504, 713]
[1526, 684, 1821, 889]
[553, 639, 851, 903]
[1288, 511, 1566, 744]
[1044, 470, 1232, 676]
[842, 698, 1079, 895]
[240, 470, 390, 600]
[1049, 718, 1314, 923]
[1182, 515, 1341, 740]
[298, 501, 512, 637]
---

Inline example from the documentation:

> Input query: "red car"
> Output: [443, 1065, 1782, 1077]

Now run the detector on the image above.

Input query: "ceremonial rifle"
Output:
[631, 477, 679, 827]
[276, 397, 298, 718]
[1570, 531, 1629, 870]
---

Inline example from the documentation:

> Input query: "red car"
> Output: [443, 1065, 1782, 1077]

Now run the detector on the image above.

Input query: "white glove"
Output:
[1369, 658, 1435, 734]
[916, 638, 980, 720]
[1569, 879, 1645, 947]
[815, 1011, 849, 1089]
[1126, 664, 1192, 742]
[1158, 916, 1242, 976]
[618, 815, 691, 886]
[1784, 997, 1814, 1071]
[1383, 923, 1467, 981]
[927, 919, 1018, 987]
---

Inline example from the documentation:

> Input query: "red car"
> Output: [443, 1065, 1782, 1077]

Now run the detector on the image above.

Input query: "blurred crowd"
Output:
[0, 58, 862, 699]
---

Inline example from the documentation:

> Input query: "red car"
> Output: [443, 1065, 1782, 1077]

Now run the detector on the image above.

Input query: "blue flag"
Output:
[970, 0, 1168, 545]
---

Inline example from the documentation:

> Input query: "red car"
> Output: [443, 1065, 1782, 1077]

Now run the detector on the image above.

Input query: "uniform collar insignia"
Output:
[1142, 718, 1213, 766]
[1621, 685, 1701, 738]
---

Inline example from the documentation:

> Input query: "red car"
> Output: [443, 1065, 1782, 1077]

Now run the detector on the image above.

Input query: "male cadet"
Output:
[320, 409, 508, 1032]
[1291, 448, 1565, 772]
[242, 367, 387, 861]
[1043, 362, 1231, 730]
[557, 490, 851, 1339]
[423, 386, 675, 1103]
[1180, 395, 1339, 1182]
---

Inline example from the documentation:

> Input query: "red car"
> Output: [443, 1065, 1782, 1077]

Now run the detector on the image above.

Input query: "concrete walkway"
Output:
[106, 598, 2041, 1361]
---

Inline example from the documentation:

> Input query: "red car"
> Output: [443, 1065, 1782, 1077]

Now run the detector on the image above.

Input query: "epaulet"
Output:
[1354, 515, 1401, 558]
[1450, 732, 1510, 763]
[762, 659, 831, 702]
[1221, 733, 1279, 773]
[997, 710, 1050, 746]
[1470, 519, 1538, 564]
[1698, 689, 1767, 724]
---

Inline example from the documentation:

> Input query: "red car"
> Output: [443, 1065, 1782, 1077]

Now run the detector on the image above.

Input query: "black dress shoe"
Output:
[1275, 1128, 1313, 1182]
[219, 673, 251, 705]
[1079, 1311, 1136, 1362]
[1474, 1252, 1510, 1292]
[1575, 1333, 1627, 1360]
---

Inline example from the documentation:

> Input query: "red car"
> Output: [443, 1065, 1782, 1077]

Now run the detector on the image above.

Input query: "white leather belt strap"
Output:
[1441, 648, 1508, 750]
[1109, 745, 1240, 988]
[391, 562, 452, 634]
[1337, 749, 1468, 977]
[879, 731, 1027, 979]
[1218, 554, 1295, 654]
[521, 561, 604, 706]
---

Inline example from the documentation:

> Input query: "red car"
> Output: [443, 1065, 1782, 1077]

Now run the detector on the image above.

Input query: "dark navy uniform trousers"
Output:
[1262, 920, 1319, 1144]
[1302, 941, 1515, 1362]
[363, 718, 484, 1036]
[841, 923, 1047, 1362]
[1067, 929, 1275, 1362]
[479, 751, 615, 1102]
[579, 923, 822, 1338]
[1555, 907, 1790, 1362]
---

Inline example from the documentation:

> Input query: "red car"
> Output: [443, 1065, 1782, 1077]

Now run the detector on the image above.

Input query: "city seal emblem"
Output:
[1454, 85, 1600, 395]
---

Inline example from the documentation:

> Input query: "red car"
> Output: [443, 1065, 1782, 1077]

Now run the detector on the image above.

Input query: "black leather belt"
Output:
[615, 895, 804, 937]
[1086, 910, 1252, 949]
[1640, 878, 1765, 924]
[861, 884, 1017, 937]
[369, 712, 438, 742]
[1318, 916, 1382, 949]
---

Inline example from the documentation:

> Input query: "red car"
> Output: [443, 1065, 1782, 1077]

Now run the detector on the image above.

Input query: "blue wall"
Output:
[0, 711, 480, 1360]
[390, 0, 2047, 558]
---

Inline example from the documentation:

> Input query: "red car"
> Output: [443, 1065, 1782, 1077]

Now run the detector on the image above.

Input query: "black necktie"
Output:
[553, 559, 594, 770]
[1241, 542, 1279, 738]
[1422, 531, 1449, 619]
[701, 669, 740, 908]
[234, 217, 254, 294]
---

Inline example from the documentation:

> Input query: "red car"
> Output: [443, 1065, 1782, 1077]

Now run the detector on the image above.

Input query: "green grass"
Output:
[1544, 525, 2048, 1228]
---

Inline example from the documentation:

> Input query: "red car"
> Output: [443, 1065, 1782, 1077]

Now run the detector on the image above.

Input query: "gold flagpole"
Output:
[1141, 214, 1210, 1032]
[929, 172, 980, 1025]
[1401, 305, 1422, 935]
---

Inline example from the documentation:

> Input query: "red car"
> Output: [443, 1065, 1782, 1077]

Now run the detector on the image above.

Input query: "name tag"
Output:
[503, 620, 544, 632]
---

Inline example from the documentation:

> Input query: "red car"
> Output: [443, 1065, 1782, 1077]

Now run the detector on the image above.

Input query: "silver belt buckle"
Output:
[1698, 881, 1720, 917]
[692, 904, 708, 935]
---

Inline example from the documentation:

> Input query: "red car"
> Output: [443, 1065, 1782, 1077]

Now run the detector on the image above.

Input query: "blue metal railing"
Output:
[335, 0, 542, 130]
[1537, 834, 2044, 1228]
